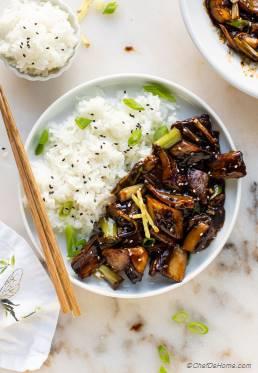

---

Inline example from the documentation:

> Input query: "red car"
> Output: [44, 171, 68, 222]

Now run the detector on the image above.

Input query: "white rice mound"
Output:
[0, 0, 78, 76]
[32, 93, 177, 238]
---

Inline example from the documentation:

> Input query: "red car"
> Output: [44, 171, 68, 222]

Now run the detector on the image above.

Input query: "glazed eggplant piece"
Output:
[107, 202, 138, 238]
[187, 169, 209, 204]
[160, 246, 188, 282]
[102, 248, 129, 271]
[125, 247, 149, 283]
[145, 182, 195, 209]
[209, 151, 247, 178]
[147, 196, 183, 239]
[71, 237, 101, 279]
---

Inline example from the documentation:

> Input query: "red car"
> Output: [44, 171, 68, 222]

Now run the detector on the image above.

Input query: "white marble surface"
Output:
[0, 0, 258, 372]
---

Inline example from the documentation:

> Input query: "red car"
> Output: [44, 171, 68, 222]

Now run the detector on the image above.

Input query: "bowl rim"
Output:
[180, 0, 258, 99]
[19, 73, 242, 298]
[0, 0, 81, 82]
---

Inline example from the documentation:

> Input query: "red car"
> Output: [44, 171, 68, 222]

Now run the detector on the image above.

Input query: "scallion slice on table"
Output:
[157, 344, 170, 365]
[159, 367, 168, 373]
[128, 128, 142, 146]
[75, 117, 93, 129]
[154, 127, 181, 149]
[35, 129, 49, 155]
[153, 125, 169, 141]
[123, 98, 145, 111]
[187, 321, 209, 335]
[144, 83, 176, 103]
[103, 1, 118, 14]
[172, 310, 189, 324]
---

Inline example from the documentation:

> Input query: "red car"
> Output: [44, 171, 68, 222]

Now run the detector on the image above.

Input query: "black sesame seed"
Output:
[103, 166, 107, 168]
[84, 181, 87, 184]
[146, 104, 150, 107]
[124, 90, 127, 94]
[83, 175, 85, 179]
[23, 26, 26, 29]
[90, 113, 94, 116]
[51, 176, 54, 179]
[61, 48, 64, 51]
[55, 36, 59, 39]
[71, 164, 74, 167]
[49, 185, 53, 189]
[34, 23, 38, 25]
[72, 215, 75, 218]
[1, 147, 6, 150]
[95, 152, 99, 155]
[43, 198, 45, 202]
[23, 54, 26, 58]
[100, 145, 103, 149]
[129, 114, 135, 118]
[80, 213, 83, 216]
[62, 158, 65, 162]
[46, 47, 50, 50]
[76, 189, 79, 192]
[150, 108, 154, 111]
[122, 121, 125, 124]
[36, 32, 39, 35]
[90, 219, 93, 223]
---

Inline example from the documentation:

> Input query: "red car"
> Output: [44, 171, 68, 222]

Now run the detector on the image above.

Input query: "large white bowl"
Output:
[0, 0, 80, 82]
[20, 74, 241, 298]
[180, 0, 258, 99]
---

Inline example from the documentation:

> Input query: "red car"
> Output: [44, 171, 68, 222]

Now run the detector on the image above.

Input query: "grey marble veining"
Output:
[0, 0, 257, 372]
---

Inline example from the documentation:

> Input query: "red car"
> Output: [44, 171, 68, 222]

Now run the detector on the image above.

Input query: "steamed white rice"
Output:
[32, 92, 177, 238]
[0, 0, 78, 76]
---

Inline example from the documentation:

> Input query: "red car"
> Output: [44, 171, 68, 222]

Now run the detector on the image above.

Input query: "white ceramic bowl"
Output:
[20, 74, 241, 298]
[180, 0, 258, 99]
[0, 0, 80, 82]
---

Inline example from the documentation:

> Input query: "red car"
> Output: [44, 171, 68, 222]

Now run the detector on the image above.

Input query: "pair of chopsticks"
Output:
[0, 86, 80, 316]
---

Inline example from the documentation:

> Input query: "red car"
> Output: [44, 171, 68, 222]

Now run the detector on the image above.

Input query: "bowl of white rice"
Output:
[0, 0, 80, 81]
[20, 74, 241, 298]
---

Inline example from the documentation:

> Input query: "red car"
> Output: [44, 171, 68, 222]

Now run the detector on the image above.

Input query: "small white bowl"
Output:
[19, 74, 242, 298]
[0, 0, 80, 82]
[180, 0, 258, 99]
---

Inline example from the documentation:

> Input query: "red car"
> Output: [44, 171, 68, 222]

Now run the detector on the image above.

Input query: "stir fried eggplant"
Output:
[71, 114, 246, 289]
[206, 0, 258, 61]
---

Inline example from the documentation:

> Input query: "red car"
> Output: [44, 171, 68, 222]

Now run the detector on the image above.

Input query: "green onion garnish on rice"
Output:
[103, 1, 118, 14]
[128, 129, 142, 146]
[123, 98, 145, 111]
[75, 117, 93, 129]
[35, 129, 49, 155]
[144, 83, 176, 103]
[59, 201, 74, 218]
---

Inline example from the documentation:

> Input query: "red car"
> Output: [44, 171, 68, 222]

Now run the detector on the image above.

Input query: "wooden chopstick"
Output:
[0, 87, 80, 316]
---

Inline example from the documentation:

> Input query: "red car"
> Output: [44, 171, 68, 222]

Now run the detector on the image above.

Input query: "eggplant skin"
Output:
[102, 248, 129, 272]
[71, 240, 101, 279]
[161, 246, 188, 282]
[208, 151, 247, 178]
[187, 169, 209, 204]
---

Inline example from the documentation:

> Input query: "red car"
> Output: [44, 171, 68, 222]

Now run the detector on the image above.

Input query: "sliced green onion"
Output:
[128, 128, 142, 146]
[159, 367, 168, 373]
[210, 185, 223, 200]
[35, 129, 49, 155]
[10, 255, 15, 266]
[154, 127, 181, 149]
[65, 225, 78, 258]
[100, 217, 117, 238]
[157, 344, 170, 365]
[103, 1, 118, 14]
[75, 117, 93, 129]
[153, 125, 169, 142]
[123, 98, 145, 111]
[187, 321, 209, 335]
[144, 83, 176, 103]
[97, 265, 123, 289]
[59, 201, 74, 218]
[172, 310, 189, 324]
[227, 19, 250, 30]
[143, 237, 155, 247]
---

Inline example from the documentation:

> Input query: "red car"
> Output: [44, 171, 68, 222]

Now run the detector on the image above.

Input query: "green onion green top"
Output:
[144, 83, 176, 102]
[153, 125, 169, 142]
[128, 128, 142, 146]
[35, 129, 49, 155]
[157, 344, 170, 365]
[210, 184, 223, 200]
[227, 19, 250, 30]
[123, 98, 145, 111]
[187, 321, 209, 335]
[172, 310, 189, 324]
[159, 367, 168, 373]
[103, 1, 118, 14]
[75, 117, 93, 129]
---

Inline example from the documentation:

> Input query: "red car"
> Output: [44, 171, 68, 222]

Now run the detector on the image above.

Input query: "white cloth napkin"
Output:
[0, 221, 60, 372]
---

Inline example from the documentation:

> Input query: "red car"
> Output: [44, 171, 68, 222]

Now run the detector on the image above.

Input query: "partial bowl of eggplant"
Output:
[180, 0, 258, 99]
[20, 73, 244, 298]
